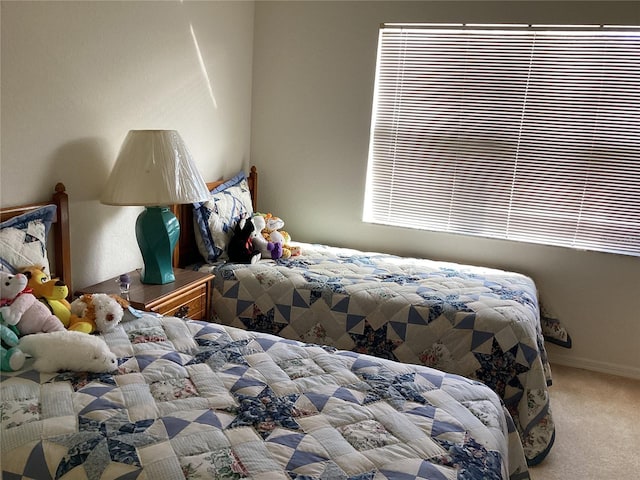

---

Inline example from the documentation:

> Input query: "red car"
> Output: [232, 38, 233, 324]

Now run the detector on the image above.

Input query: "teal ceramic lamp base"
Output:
[135, 206, 179, 284]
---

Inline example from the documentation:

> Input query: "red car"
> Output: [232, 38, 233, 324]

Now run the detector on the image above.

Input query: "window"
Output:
[364, 24, 640, 256]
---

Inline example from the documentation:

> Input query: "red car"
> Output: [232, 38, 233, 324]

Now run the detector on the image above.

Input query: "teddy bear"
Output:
[70, 293, 129, 334]
[20, 266, 94, 334]
[0, 271, 66, 335]
[227, 217, 262, 264]
[0, 319, 25, 371]
[19, 330, 117, 373]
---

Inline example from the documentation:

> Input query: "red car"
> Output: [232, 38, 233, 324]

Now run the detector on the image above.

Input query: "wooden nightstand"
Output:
[76, 268, 214, 321]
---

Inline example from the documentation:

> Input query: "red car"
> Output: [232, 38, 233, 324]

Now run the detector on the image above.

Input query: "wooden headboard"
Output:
[172, 166, 258, 269]
[0, 183, 72, 295]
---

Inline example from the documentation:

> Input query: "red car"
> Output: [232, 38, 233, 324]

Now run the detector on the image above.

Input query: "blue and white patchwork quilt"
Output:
[1, 312, 530, 479]
[207, 243, 555, 465]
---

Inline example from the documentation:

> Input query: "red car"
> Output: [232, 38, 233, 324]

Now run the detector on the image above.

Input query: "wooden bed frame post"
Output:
[53, 183, 72, 295]
[247, 165, 257, 212]
[0, 183, 73, 299]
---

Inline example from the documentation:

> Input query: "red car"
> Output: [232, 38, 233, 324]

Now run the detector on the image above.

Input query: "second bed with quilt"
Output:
[179, 168, 556, 466]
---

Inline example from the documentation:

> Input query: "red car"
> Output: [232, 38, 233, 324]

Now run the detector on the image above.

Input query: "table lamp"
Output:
[101, 130, 210, 284]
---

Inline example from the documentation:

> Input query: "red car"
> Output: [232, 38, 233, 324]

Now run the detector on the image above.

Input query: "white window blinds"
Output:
[364, 24, 640, 256]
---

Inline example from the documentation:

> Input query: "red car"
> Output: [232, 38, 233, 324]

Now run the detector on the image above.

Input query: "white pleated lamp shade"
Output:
[101, 130, 210, 206]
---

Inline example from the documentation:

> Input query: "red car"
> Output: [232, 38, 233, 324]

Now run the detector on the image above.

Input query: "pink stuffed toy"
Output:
[0, 272, 65, 335]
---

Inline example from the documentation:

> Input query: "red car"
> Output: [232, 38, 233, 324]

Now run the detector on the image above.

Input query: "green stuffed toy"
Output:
[1, 313, 25, 371]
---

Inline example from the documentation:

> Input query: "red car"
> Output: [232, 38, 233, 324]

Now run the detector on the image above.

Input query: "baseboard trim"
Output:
[549, 351, 640, 380]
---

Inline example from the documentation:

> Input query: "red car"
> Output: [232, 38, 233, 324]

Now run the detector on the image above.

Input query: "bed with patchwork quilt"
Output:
[204, 243, 555, 466]
[1, 310, 530, 479]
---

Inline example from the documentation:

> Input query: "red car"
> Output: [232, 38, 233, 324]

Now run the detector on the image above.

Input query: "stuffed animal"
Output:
[20, 266, 93, 333]
[264, 229, 289, 259]
[0, 271, 66, 335]
[251, 214, 283, 260]
[227, 217, 262, 264]
[0, 318, 25, 371]
[259, 213, 301, 259]
[278, 229, 301, 257]
[70, 293, 129, 333]
[19, 330, 117, 373]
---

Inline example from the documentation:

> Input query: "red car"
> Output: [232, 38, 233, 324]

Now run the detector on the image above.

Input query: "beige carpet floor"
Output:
[529, 364, 640, 480]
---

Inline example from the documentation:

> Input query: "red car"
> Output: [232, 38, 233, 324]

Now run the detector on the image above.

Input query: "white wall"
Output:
[251, 1, 640, 377]
[1, 0, 254, 289]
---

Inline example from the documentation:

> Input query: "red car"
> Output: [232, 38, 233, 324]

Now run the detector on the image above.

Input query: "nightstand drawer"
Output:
[152, 285, 207, 320]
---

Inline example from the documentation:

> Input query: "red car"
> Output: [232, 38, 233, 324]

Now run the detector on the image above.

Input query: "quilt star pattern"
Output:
[207, 242, 555, 464]
[1, 312, 529, 480]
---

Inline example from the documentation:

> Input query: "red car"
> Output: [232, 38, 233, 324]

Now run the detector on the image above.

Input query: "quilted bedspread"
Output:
[208, 243, 555, 465]
[0, 312, 530, 480]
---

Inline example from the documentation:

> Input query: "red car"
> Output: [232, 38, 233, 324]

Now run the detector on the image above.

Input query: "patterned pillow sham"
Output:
[541, 313, 572, 348]
[539, 301, 572, 348]
[193, 171, 253, 263]
[0, 205, 56, 275]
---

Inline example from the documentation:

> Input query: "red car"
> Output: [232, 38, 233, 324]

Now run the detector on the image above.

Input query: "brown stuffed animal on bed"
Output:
[70, 294, 130, 333]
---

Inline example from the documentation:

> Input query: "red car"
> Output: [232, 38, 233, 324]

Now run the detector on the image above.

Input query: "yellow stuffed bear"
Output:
[20, 266, 93, 334]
